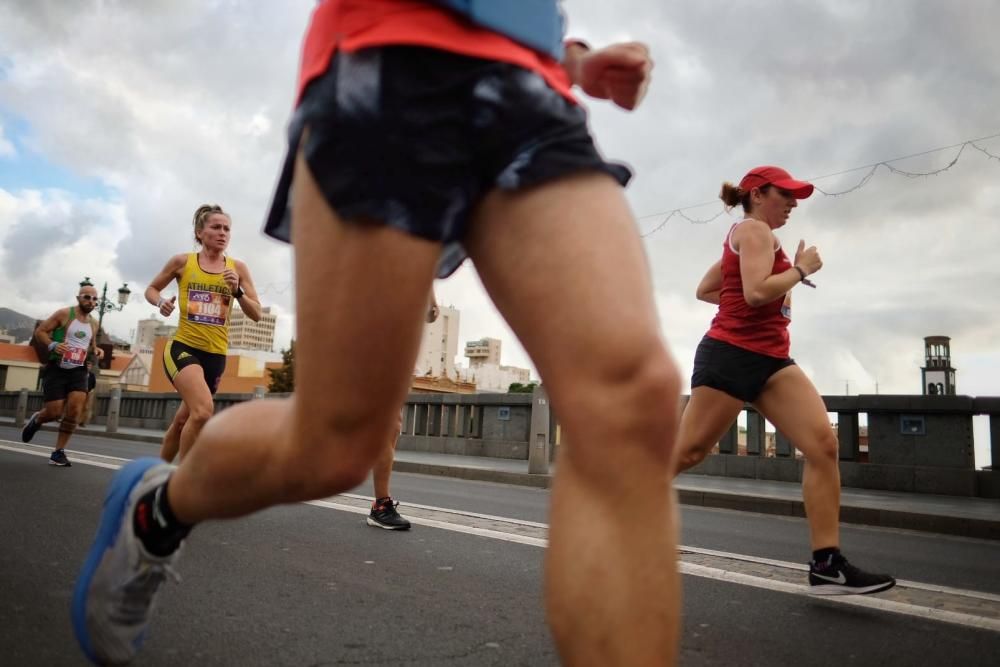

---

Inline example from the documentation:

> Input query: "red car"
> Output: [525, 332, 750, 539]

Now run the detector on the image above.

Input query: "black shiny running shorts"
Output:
[163, 340, 227, 395]
[690, 335, 796, 403]
[264, 46, 632, 277]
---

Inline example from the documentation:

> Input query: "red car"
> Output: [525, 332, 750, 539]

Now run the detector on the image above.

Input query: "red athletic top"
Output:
[706, 221, 793, 358]
[298, 0, 576, 105]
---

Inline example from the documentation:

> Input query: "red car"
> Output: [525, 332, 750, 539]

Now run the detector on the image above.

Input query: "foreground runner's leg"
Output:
[72, 151, 439, 665]
[466, 171, 682, 666]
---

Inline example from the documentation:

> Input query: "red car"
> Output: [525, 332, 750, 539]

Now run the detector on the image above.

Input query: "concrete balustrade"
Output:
[0, 389, 995, 497]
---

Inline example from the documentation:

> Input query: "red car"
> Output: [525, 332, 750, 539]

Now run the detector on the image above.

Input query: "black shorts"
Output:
[690, 335, 796, 403]
[264, 46, 632, 278]
[41, 363, 89, 403]
[163, 340, 227, 395]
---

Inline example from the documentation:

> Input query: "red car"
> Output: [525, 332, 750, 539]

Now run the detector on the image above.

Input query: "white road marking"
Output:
[2, 440, 997, 632]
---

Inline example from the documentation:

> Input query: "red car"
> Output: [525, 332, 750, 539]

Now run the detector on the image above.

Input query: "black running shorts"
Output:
[163, 340, 227, 395]
[264, 46, 632, 277]
[41, 363, 89, 403]
[690, 335, 796, 403]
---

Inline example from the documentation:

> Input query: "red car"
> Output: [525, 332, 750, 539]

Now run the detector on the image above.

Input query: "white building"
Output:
[119, 354, 150, 389]
[228, 305, 277, 352]
[457, 336, 532, 392]
[133, 315, 177, 355]
[414, 305, 460, 379]
[457, 363, 531, 393]
[465, 337, 502, 366]
[132, 315, 177, 385]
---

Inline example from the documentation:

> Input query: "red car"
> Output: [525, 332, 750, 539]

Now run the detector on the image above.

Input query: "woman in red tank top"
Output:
[672, 165, 896, 595]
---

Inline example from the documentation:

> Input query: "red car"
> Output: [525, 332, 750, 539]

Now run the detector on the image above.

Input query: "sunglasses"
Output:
[78, 295, 99, 301]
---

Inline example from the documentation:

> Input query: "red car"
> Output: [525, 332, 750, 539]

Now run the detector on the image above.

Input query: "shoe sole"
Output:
[808, 580, 896, 596]
[366, 516, 411, 531]
[48, 461, 71, 467]
[71, 457, 164, 664]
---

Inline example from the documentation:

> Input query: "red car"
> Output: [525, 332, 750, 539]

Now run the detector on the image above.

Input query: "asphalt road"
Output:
[2, 430, 998, 666]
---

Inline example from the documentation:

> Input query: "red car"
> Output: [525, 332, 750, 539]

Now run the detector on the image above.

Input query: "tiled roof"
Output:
[0, 343, 40, 364]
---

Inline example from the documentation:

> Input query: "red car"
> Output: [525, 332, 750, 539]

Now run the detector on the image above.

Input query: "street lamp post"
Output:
[80, 276, 132, 340]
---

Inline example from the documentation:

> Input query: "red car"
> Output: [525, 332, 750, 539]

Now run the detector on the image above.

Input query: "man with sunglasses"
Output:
[22, 284, 105, 466]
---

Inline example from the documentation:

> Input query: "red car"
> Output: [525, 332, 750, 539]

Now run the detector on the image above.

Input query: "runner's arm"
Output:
[695, 260, 723, 305]
[735, 221, 803, 307]
[564, 40, 652, 111]
[145, 254, 186, 307]
[426, 289, 440, 323]
[34, 308, 70, 351]
[90, 320, 104, 359]
[233, 260, 262, 322]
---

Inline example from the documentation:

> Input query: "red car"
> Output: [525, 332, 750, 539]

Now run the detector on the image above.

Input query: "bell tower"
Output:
[921, 336, 956, 395]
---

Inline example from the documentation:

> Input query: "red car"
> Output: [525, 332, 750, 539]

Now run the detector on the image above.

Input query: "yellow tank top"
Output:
[173, 253, 235, 355]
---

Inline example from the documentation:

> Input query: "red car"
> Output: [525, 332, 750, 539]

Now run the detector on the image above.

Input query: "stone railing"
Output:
[1, 389, 995, 498]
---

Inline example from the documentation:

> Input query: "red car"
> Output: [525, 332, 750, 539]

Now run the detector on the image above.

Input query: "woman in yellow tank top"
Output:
[145, 204, 262, 462]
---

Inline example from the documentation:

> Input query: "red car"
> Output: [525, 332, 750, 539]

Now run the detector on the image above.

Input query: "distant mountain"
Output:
[0, 307, 40, 343]
[0, 306, 132, 347]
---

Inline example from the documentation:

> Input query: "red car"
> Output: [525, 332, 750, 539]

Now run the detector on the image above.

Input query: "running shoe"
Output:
[22, 411, 41, 443]
[49, 449, 72, 467]
[367, 497, 412, 530]
[72, 458, 182, 665]
[808, 552, 896, 595]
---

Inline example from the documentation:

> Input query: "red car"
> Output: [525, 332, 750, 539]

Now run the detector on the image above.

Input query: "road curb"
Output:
[391, 461, 1000, 540]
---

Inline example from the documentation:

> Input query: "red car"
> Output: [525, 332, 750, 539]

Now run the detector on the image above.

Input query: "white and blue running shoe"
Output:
[72, 458, 181, 665]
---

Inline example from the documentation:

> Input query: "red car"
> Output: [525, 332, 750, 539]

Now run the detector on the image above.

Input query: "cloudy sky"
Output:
[1, 1, 998, 463]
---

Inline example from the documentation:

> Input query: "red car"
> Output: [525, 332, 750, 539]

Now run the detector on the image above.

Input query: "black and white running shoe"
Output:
[809, 552, 895, 595]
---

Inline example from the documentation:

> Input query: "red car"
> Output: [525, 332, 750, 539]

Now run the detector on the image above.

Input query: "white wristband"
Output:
[48, 341, 58, 352]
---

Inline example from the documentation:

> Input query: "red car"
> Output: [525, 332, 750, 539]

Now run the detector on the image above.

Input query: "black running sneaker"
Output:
[367, 498, 411, 530]
[49, 449, 72, 467]
[22, 412, 41, 443]
[809, 552, 895, 595]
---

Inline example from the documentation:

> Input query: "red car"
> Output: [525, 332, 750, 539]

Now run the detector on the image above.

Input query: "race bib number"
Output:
[61, 346, 87, 367]
[187, 289, 229, 326]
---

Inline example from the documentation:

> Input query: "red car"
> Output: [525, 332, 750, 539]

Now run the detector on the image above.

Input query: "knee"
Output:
[804, 428, 839, 466]
[187, 403, 215, 426]
[172, 412, 189, 430]
[279, 444, 378, 500]
[563, 347, 683, 463]
[675, 443, 710, 471]
[281, 411, 391, 499]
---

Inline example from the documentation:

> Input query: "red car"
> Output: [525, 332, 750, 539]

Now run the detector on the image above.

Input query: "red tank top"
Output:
[706, 221, 793, 358]
[298, 0, 575, 105]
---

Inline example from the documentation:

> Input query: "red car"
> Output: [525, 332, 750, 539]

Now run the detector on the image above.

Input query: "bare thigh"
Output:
[465, 171, 679, 463]
[677, 386, 744, 452]
[172, 364, 215, 418]
[287, 149, 442, 466]
[752, 365, 836, 459]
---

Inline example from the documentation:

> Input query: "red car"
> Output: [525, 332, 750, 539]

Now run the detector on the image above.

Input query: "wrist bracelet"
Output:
[794, 265, 817, 288]
[48, 341, 58, 352]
